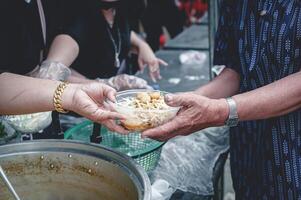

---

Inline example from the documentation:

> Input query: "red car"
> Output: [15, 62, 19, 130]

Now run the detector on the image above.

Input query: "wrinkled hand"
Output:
[106, 74, 153, 91]
[138, 43, 168, 82]
[142, 92, 228, 141]
[63, 82, 129, 134]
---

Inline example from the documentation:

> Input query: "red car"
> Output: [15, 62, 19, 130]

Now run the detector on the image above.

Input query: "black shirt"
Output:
[61, 1, 131, 79]
[0, 0, 64, 74]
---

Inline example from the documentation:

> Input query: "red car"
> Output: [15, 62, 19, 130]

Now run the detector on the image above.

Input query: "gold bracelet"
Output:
[53, 82, 69, 113]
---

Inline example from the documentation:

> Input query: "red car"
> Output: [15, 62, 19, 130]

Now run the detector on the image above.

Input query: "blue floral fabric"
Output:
[214, 0, 301, 199]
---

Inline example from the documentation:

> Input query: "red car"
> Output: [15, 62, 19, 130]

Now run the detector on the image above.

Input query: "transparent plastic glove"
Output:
[12, 60, 71, 133]
[97, 74, 153, 91]
[34, 60, 71, 81]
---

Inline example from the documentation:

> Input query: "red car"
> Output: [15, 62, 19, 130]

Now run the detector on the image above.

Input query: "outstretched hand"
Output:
[137, 43, 168, 82]
[63, 82, 129, 134]
[142, 92, 229, 141]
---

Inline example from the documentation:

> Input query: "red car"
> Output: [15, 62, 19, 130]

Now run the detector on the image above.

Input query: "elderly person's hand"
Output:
[142, 92, 229, 141]
[63, 82, 129, 134]
[98, 74, 153, 91]
[137, 43, 168, 82]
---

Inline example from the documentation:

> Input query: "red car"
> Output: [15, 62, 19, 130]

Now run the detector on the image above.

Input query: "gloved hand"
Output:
[97, 74, 153, 91]
[34, 60, 71, 81]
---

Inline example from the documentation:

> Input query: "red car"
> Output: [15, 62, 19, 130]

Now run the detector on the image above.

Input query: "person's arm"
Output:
[130, 31, 168, 82]
[232, 71, 301, 121]
[142, 70, 301, 140]
[0, 72, 128, 133]
[194, 68, 240, 99]
[67, 68, 94, 84]
[45, 35, 95, 83]
[0, 73, 61, 114]
[46, 34, 79, 67]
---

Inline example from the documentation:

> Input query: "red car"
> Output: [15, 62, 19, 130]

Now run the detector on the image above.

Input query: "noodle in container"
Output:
[109, 90, 180, 132]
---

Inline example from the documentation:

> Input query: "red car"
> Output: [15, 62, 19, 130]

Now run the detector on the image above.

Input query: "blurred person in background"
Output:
[0, 0, 141, 138]
[46, 0, 167, 88]
[141, 0, 186, 51]
[177, 0, 208, 25]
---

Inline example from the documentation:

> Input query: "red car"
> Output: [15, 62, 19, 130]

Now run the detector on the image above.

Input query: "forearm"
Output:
[195, 68, 240, 98]
[0, 73, 79, 115]
[46, 34, 79, 67]
[67, 69, 94, 84]
[0, 73, 59, 114]
[231, 71, 301, 121]
[130, 31, 148, 52]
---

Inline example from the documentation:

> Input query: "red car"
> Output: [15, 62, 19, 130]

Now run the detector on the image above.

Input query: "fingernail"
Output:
[165, 94, 173, 102]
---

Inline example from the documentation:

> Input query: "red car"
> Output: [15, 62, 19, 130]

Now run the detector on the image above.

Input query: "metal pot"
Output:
[0, 140, 151, 200]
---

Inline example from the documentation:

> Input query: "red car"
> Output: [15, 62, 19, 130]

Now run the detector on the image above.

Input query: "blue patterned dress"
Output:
[214, 0, 301, 199]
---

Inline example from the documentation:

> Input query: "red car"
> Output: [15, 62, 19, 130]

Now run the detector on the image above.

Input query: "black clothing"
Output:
[0, 0, 66, 138]
[61, 1, 131, 79]
[0, 0, 64, 74]
[141, 0, 185, 51]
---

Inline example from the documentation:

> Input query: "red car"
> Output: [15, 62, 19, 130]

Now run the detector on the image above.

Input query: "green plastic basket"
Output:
[64, 121, 164, 173]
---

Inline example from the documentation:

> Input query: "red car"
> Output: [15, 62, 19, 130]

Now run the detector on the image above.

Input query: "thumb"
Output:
[164, 93, 191, 107]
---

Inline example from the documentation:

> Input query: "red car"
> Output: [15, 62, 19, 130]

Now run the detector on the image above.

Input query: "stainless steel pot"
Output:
[0, 140, 151, 200]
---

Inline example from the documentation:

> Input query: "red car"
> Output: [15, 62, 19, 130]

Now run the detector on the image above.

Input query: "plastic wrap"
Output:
[150, 126, 229, 197]
[35, 61, 71, 81]
[0, 120, 18, 145]
[179, 51, 207, 65]
[151, 179, 174, 200]
[2, 112, 52, 134]
[5, 61, 71, 134]
[59, 115, 87, 132]
[99, 74, 153, 91]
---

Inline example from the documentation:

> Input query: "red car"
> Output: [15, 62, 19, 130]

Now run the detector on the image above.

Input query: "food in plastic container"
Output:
[110, 90, 180, 132]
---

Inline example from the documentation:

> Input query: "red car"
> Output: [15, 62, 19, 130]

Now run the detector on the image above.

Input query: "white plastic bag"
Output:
[2, 112, 52, 133]
[151, 179, 174, 200]
[150, 126, 229, 196]
[179, 51, 207, 65]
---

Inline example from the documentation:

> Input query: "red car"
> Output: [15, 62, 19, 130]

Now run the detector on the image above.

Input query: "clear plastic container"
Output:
[109, 89, 180, 132]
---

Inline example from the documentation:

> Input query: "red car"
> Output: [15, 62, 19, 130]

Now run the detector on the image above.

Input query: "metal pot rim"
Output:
[0, 139, 151, 200]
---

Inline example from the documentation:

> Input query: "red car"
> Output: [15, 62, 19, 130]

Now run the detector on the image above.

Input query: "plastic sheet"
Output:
[179, 51, 207, 65]
[35, 61, 71, 81]
[59, 115, 87, 132]
[101, 74, 153, 91]
[150, 126, 229, 197]
[151, 179, 174, 200]
[2, 112, 52, 134]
